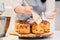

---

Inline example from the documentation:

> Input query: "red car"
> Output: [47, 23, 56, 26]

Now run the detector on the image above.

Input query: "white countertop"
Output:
[19, 31, 60, 40]
[0, 31, 59, 40]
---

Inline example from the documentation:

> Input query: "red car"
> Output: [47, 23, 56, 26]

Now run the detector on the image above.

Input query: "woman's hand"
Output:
[14, 5, 32, 16]
[14, 5, 24, 14]
[44, 9, 58, 20]
[22, 6, 33, 16]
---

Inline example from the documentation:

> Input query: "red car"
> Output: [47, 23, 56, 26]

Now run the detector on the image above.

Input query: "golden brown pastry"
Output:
[15, 20, 30, 34]
[40, 20, 50, 33]
[32, 20, 50, 34]
[32, 22, 44, 34]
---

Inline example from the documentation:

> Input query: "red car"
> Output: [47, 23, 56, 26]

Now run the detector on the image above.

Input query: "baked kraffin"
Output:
[32, 20, 50, 34]
[32, 22, 44, 34]
[40, 20, 50, 33]
[15, 20, 30, 34]
[15, 20, 50, 34]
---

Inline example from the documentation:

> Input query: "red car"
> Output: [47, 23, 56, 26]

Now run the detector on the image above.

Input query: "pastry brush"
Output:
[23, 0, 42, 25]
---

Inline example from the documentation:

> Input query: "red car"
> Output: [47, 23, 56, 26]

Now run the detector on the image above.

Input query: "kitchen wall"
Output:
[55, 1, 60, 30]
[0, 0, 60, 30]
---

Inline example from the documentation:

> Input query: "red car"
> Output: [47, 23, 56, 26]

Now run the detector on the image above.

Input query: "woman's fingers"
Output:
[22, 6, 33, 16]
[51, 8, 58, 18]
[14, 5, 24, 14]
[52, 8, 58, 13]
[46, 8, 58, 20]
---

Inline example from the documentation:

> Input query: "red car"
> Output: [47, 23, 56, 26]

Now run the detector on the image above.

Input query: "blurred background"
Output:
[55, 0, 60, 30]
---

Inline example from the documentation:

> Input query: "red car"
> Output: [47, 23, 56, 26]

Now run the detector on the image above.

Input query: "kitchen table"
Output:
[0, 31, 60, 40]
[19, 31, 60, 40]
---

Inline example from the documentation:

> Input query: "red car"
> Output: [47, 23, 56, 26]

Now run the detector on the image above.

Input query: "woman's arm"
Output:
[14, 5, 32, 16]
[44, 9, 58, 20]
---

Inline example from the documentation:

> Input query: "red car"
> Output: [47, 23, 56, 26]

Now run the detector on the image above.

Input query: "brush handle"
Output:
[23, 0, 42, 24]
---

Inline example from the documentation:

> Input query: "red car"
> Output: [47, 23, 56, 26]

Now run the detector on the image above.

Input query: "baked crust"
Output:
[40, 20, 50, 33]
[15, 20, 50, 34]
[32, 22, 44, 34]
[15, 20, 30, 34]
[32, 20, 50, 34]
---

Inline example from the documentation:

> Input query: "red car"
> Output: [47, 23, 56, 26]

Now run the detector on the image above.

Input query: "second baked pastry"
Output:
[15, 20, 30, 34]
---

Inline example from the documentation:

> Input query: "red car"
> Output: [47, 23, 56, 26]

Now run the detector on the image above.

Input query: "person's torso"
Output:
[23, 0, 46, 14]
